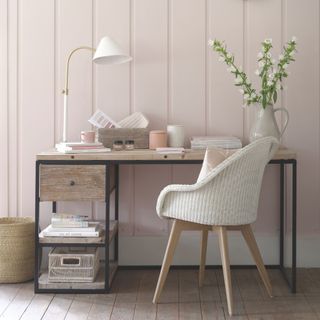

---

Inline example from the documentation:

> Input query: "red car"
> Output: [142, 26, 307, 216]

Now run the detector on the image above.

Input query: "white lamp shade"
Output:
[93, 36, 132, 65]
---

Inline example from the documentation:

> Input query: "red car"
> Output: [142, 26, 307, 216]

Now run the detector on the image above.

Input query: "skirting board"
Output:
[119, 233, 320, 268]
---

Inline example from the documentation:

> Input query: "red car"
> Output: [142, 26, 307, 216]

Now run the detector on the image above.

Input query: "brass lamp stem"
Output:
[62, 46, 96, 95]
[61, 46, 95, 143]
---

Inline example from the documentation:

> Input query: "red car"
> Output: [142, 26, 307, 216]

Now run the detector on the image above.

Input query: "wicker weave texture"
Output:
[0, 217, 35, 283]
[157, 137, 279, 226]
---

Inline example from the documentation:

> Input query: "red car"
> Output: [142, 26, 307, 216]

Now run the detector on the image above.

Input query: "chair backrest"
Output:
[193, 136, 279, 225]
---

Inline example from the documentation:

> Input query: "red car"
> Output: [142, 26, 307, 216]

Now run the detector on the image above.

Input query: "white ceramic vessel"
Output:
[167, 125, 185, 147]
[249, 104, 289, 142]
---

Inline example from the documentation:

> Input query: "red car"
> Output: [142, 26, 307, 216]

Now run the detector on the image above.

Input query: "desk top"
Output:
[37, 148, 296, 162]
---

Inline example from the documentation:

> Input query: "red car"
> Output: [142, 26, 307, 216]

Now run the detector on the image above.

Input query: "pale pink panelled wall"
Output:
[1, 0, 319, 241]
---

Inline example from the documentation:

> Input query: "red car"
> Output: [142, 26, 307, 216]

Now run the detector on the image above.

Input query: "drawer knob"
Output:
[70, 180, 75, 186]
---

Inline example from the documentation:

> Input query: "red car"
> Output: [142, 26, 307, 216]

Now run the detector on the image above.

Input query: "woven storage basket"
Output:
[0, 217, 35, 283]
[48, 247, 99, 283]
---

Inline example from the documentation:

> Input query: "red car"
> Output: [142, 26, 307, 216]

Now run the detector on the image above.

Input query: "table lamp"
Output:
[61, 36, 132, 143]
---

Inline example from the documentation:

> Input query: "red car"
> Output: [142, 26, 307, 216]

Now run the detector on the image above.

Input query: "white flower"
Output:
[269, 73, 275, 80]
[227, 66, 236, 73]
[234, 76, 242, 84]
[227, 53, 232, 59]
[208, 39, 214, 46]
[291, 36, 297, 42]
[218, 56, 225, 62]
[251, 93, 257, 99]
[283, 63, 288, 69]
[266, 52, 271, 58]
[279, 54, 284, 60]
[257, 52, 263, 59]
[255, 69, 260, 76]
[258, 61, 265, 68]
[239, 89, 244, 95]
[264, 38, 272, 44]
[289, 51, 295, 57]
[267, 80, 273, 86]
[244, 94, 250, 100]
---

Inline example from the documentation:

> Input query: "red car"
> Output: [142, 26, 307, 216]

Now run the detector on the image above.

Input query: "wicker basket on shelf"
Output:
[0, 217, 35, 283]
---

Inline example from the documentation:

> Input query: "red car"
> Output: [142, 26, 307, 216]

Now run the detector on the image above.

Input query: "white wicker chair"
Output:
[152, 137, 279, 316]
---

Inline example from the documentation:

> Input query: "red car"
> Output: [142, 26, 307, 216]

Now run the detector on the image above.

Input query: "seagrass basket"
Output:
[0, 217, 35, 283]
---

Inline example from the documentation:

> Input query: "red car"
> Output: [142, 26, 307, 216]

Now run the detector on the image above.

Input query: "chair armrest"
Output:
[156, 183, 196, 216]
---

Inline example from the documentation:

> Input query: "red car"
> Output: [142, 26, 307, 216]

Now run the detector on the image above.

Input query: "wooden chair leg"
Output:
[153, 220, 182, 304]
[218, 226, 233, 316]
[199, 229, 208, 287]
[241, 224, 273, 298]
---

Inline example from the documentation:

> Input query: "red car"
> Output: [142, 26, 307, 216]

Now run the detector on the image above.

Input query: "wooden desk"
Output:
[35, 148, 297, 294]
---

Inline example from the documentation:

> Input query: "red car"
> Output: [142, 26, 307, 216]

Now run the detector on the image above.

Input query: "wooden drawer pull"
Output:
[69, 180, 75, 186]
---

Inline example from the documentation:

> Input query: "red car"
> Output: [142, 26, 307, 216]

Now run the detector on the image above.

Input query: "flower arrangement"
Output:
[208, 37, 297, 109]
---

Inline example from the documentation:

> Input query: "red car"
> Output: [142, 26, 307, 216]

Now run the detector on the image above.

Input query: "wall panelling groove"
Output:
[0, 0, 9, 216]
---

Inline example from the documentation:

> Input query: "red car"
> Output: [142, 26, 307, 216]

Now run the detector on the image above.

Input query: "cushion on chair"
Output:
[197, 147, 238, 182]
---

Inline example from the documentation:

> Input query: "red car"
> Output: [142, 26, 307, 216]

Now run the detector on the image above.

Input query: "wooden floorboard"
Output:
[0, 282, 34, 320]
[0, 283, 23, 316]
[1, 268, 320, 319]
[20, 294, 53, 320]
[65, 299, 93, 320]
[41, 296, 73, 320]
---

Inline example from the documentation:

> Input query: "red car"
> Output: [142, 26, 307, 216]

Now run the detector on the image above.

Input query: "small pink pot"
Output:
[149, 130, 167, 149]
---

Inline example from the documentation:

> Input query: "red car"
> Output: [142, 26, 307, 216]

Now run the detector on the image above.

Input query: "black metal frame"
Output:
[35, 157, 297, 294]
[34, 159, 119, 294]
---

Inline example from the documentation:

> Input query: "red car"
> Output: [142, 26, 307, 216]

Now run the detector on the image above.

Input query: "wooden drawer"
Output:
[39, 165, 106, 201]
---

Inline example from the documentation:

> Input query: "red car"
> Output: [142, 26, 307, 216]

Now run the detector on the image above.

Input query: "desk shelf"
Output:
[35, 162, 119, 294]
[38, 261, 118, 291]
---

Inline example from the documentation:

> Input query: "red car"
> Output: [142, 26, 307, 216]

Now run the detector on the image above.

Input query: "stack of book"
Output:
[42, 214, 102, 237]
[55, 142, 111, 154]
[156, 147, 185, 154]
[190, 136, 242, 150]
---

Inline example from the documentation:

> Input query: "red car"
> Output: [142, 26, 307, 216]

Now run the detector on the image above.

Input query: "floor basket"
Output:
[0, 217, 35, 283]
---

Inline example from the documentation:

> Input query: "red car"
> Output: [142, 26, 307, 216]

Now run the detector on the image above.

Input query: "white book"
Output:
[42, 224, 102, 237]
[52, 221, 89, 228]
[48, 222, 99, 233]
[51, 214, 89, 227]
[52, 213, 89, 220]
[56, 142, 103, 148]
[56, 147, 111, 154]
[156, 147, 185, 154]
[191, 136, 241, 142]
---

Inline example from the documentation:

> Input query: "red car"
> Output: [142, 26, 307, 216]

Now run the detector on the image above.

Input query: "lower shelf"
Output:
[38, 261, 118, 290]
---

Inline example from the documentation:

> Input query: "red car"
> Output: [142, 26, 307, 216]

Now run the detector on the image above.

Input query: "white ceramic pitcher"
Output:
[249, 104, 289, 142]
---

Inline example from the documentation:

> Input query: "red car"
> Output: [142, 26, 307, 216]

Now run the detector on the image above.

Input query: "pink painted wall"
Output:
[1, 0, 319, 241]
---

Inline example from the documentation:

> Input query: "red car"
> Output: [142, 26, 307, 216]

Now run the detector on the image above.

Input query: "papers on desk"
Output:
[56, 142, 111, 154]
[190, 136, 242, 150]
[156, 147, 185, 154]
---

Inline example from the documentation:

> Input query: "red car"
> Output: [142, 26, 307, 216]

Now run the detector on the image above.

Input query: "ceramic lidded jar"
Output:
[149, 130, 167, 149]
